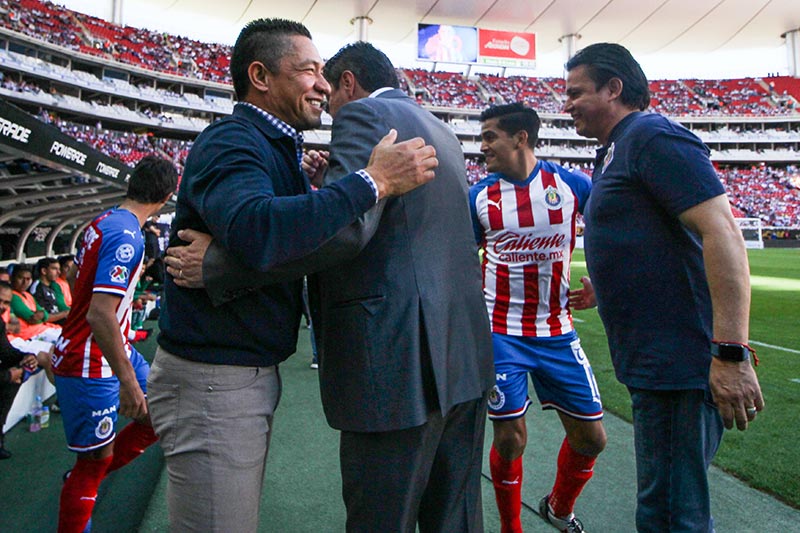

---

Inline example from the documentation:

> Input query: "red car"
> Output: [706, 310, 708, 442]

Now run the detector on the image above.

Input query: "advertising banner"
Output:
[478, 29, 536, 68]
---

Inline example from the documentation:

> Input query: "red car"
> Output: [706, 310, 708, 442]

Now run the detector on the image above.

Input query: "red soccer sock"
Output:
[107, 421, 158, 473]
[548, 437, 597, 518]
[58, 455, 113, 533]
[489, 444, 523, 533]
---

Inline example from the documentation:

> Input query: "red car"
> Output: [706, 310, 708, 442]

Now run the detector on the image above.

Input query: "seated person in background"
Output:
[56, 255, 75, 308]
[130, 273, 157, 342]
[0, 280, 45, 460]
[142, 216, 165, 287]
[31, 257, 70, 325]
[0, 268, 20, 337]
[9, 264, 61, 342]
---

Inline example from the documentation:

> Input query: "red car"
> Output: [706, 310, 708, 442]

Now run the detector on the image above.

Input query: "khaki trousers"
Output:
[147, 347, 281, 532]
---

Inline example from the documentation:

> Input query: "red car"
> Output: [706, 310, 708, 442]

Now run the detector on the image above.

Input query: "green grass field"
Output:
[569, 248, 800, 509]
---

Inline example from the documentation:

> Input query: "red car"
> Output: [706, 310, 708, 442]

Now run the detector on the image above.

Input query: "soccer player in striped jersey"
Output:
[52, 156, 177, 533]
[469, 103, 607, 533]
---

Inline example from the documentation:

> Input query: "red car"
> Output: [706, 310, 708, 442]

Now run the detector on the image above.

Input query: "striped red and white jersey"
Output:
[52, 208, 144, 378]
[469, 160, 591, 337]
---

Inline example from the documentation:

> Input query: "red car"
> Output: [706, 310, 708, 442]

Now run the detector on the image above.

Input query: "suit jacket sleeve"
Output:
[204, 101, 389, 306]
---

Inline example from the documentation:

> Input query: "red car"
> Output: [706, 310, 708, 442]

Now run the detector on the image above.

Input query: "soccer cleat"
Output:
[0, 447, 12, 460]
[539, 495, 585, 533]
[309, 361, 319, 369]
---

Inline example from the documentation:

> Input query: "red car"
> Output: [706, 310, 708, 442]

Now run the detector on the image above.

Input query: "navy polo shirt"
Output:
[584, 112, 725, 390]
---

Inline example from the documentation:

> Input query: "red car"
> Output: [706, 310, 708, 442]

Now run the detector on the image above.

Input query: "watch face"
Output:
[713, 343, 749, 362]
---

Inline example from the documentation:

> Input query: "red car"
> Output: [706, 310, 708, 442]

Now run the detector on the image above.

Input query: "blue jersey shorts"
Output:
[55, 347, 149, 453]
[488, 331, 603, 421]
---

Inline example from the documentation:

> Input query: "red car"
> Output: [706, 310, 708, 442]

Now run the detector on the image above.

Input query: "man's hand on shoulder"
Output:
[364, 129, 438, 199]
[165, 229, 212, 288]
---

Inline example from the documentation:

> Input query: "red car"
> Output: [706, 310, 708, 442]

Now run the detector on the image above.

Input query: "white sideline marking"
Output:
[790, 379, 800, 384]
[749, 340, 800, 355]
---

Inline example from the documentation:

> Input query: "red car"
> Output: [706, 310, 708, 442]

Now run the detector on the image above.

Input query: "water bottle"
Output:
[40, 405, 50, 429]
[29, 395, 42, 432]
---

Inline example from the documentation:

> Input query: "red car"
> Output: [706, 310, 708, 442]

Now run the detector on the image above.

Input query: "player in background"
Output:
[470, 103, 607, 533]
[52, 156, 178, 533]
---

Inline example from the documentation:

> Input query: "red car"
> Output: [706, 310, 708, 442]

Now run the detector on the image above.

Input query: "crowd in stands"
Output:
[464, 156, 485, 184]
[718, 165, 800, 226]
[34, 109, 191, 171]
[478, 74, 565, 114]
[0, 74, 41, 95]
[648, 78, 796, 116]
[0, 0, 230, 82]
[403, 68, 485, 109]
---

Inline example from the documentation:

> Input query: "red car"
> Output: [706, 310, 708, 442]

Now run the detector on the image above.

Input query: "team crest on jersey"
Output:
[115, 243, 135, 263]
[110, 265, 129, 283]
[544, 186, 563, 210]
[488, 385, 506, 410]
[95, 416, 114, 440]
[602, 142, 615, 173]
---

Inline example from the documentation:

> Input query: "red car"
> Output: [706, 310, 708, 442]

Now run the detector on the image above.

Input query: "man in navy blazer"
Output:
[168, 42, 494, 531]
[147, 20, 439, 532]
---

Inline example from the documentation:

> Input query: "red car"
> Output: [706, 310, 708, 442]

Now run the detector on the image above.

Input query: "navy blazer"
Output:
[158, 103, 376, 367]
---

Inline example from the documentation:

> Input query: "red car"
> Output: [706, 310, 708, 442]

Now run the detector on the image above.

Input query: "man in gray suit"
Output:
[167, 41, 494, 531]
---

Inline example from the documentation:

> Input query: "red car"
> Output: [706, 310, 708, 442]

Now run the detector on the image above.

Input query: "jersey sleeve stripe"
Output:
[488, 181, 504, 230]
[492, 263, 511, 335]
[92, 286, 127, 296]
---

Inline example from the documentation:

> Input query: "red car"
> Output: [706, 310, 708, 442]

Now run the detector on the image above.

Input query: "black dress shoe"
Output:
[0, 447, 12, 460]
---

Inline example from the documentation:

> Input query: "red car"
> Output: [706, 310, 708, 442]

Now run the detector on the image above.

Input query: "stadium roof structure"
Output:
[0, 99, 134, 261]
[110, 0, 800, 66]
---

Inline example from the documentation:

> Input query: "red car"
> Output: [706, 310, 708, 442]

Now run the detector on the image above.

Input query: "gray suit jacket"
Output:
[204, 89, 493, 432]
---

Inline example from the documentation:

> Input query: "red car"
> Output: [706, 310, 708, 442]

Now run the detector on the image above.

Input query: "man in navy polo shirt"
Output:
[564, 43, 763, 532]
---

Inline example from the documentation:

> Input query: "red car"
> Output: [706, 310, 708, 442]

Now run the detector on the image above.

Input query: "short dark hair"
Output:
[0, 280, 11, 292]
[11, 263, 32, 279]
[126, 155, 178, 204]
[323, 41, 398, 92]
[58, 255, 74, 269]
[35, 257, 58, 276]
[230, 18, 312, 101]
[565, 43, 650, 111]
[479, 103, 541, 148]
